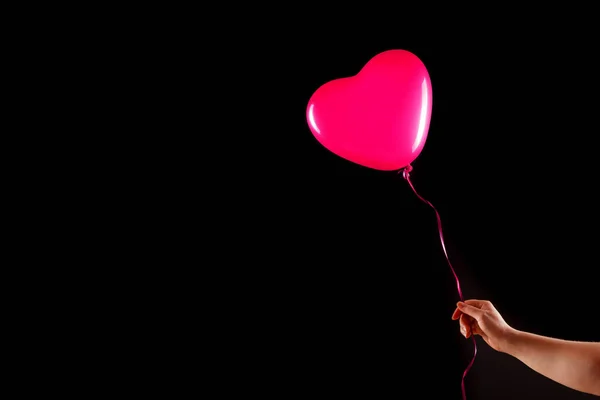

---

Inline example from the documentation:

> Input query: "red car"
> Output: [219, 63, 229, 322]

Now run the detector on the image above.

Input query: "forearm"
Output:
[503, 329, 600, 396]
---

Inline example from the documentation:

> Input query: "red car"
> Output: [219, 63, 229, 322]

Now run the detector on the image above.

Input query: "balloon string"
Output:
[400, 164, 477, 400]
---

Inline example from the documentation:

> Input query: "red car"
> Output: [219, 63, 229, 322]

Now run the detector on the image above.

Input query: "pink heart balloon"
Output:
[306, 49, 433, 171]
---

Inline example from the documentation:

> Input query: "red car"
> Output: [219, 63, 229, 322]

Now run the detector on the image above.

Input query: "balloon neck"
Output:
[401, 164, 413, 180]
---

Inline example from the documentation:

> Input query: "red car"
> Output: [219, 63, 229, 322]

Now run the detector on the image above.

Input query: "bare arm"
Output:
[503, 330, 600, 396]
[453, 300, 600, 396]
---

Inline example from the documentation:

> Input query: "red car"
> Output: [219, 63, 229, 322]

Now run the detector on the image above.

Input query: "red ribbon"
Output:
[401, 164, 477, 400]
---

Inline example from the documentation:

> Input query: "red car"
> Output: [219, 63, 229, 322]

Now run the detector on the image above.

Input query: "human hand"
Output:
[451, 299, 515, 353]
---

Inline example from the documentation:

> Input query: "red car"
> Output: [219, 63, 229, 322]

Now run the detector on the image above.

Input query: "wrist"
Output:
[498, 327, 522, 355]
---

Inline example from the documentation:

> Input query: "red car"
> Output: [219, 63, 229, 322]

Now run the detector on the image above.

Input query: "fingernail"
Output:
[457, 302, 464, 308]
[460, 327, 466, 336]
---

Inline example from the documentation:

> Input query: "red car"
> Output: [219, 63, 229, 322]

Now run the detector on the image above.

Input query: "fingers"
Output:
[459, 314, 472, 338]
[452, 299, 490, 320]
[457, 301, 484, 320]
[471, 322, 489, 343]
[451, 308, 462, 320]
[463, 299, 490, 308]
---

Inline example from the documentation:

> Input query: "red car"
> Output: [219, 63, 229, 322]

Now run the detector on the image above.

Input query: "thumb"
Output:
[457, 301, 484, 320]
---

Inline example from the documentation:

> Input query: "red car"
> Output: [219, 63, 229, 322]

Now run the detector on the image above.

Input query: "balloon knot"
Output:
[401, 164, 413, 180]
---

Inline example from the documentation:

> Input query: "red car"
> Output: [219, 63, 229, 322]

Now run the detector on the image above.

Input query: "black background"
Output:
[219, 35, 600, 399]
[21, 8, 600, 400]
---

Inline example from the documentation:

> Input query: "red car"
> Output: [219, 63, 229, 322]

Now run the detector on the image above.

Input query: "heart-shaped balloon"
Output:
[306, 49, 432, 171]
